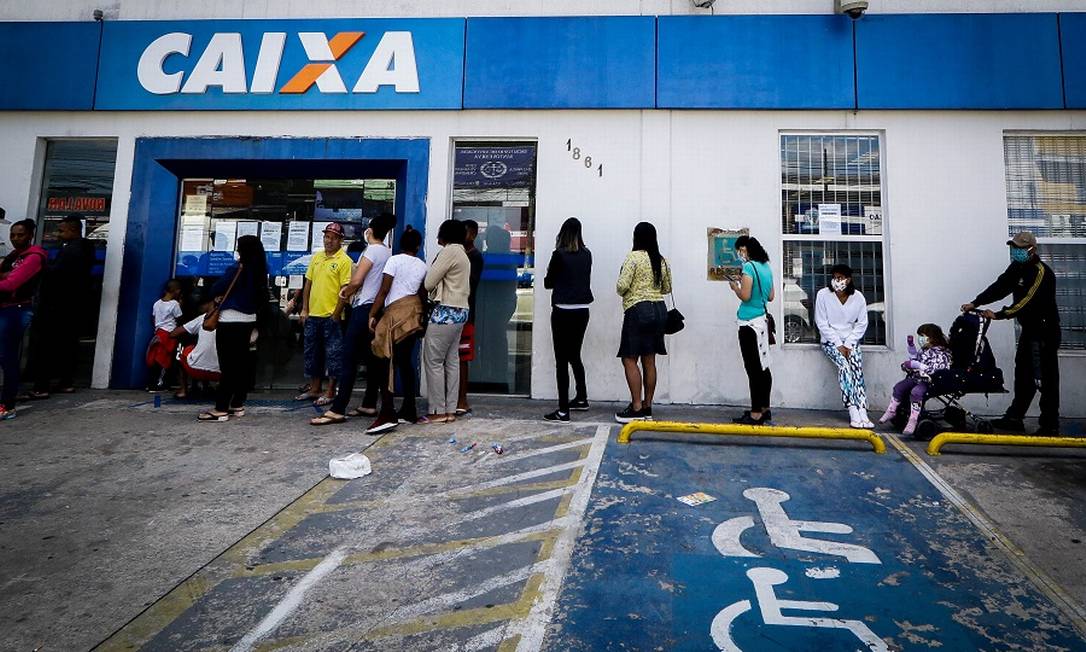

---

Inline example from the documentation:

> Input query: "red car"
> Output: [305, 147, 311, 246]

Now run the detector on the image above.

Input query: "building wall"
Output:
[2, 0, 1084, 20]
[0, 109, 1082, 414]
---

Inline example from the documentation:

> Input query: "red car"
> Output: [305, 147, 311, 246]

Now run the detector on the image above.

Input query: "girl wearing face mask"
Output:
[879, 324, 953, 435]
[729, 235, 774, 425]
[814, 264, 874, 428]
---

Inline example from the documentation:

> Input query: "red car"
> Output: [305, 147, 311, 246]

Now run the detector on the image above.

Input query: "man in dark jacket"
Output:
[962, 231, 1060, 434]
[26, 214, 96, 397]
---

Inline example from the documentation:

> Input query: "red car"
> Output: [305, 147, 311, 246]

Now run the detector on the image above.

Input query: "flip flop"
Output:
[198, 411, 229, 422]
[229, 407, 246, 417]
[313, 396, 333, 407]
[454, 408, 472, 417]
[349, 406, 377, 417]
[310, 412, 347, 426]
[294, 392, 319, 401]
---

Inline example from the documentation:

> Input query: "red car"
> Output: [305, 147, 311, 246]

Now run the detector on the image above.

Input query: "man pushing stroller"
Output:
[962, 232, 1061, 435]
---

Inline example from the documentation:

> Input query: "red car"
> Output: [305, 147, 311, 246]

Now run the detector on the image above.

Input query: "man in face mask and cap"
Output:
[961, 231, 1060, 435]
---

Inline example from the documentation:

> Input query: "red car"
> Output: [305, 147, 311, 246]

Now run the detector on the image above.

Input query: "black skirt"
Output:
[617, 300, 667, 358]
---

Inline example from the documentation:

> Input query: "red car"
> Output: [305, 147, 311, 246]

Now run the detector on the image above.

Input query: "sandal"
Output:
[229, 407, 246, 417]
[313, 396, 333, 407]
[310, 412, 347, 426]
[454, 408, 472, 417]
[294, 392, 319, 401]
[198, 411, 230, 422]
[349, 406, 377, 417]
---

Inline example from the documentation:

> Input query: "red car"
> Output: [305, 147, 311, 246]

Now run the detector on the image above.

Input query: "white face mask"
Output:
[831, 278, 848, 293]
[736, 251, 749, 262]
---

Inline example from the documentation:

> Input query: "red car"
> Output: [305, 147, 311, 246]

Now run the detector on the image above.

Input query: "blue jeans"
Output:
[0, 305, 33, 407]
[331, 304, 380, 415]
[303, 316, 344, 379]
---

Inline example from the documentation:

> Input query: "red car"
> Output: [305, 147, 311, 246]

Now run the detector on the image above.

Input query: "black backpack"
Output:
[930, 313, 1005, 395]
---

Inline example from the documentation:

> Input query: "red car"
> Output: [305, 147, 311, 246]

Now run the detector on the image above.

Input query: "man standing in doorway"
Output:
[0, 219, 47, 419]
[297, 223, 352, 406]
[26, 214, 96, 398]
[962, 231, 1061, 435]
[456, 219, 484, 416]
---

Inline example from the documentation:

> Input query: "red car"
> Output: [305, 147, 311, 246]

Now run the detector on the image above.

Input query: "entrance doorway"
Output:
[172, 177, 395, 390]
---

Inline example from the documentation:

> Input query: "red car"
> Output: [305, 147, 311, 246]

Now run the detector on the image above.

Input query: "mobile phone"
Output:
[907, 335, 915, 347]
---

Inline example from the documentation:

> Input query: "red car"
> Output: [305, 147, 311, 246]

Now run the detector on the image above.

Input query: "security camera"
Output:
[835, 0, 869, 19]
[93, 8, 104, 21]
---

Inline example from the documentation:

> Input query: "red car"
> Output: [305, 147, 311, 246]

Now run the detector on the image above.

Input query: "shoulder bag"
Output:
[751, 263, 776, 345]
[203, 264, 243, 332]
[663, 261, 685, 335]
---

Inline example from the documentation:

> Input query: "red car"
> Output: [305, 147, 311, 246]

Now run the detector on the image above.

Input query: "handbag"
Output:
[751, 263, 776, 345]
[203, 264, 243, 332]
[664, 262, 685, 335]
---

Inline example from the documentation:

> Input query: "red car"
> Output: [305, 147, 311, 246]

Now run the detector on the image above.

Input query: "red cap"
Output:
[323, 223, 345, 237]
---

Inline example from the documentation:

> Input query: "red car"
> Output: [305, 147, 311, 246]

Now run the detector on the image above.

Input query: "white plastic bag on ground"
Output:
[329, 453, 372, 479]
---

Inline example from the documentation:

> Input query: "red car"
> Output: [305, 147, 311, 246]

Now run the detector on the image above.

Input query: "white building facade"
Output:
[1, 0, 1084, 417]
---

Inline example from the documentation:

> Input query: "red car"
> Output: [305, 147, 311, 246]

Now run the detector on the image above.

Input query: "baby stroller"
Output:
[892, 312, 1007, 440]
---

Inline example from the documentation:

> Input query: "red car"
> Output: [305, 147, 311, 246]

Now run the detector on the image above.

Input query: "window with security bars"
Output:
[780, 134, 887, 345]
[1004, 134, 1086, 350]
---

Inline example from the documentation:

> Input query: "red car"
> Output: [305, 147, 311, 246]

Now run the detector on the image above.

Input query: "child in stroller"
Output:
[879, 323, 953, 435]
[881, 312, 1007, 440]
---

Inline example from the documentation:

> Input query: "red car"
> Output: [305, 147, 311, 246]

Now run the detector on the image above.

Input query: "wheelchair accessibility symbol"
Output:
[709, 488, 888, 651]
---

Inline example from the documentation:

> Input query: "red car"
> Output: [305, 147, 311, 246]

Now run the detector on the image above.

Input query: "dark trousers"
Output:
[377, 334, 419, 421]
[551, 307, 589, 411]
[738, 325, 772, 412]
[215, 322, 255, 412]
[331, 304, 380, 415]
[0, 306, 32, 407]
[1006, 323, 1061, 428]
[30, 308, 80, 391]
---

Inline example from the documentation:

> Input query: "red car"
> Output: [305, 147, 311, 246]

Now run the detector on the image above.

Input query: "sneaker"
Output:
[569, 398, 590, 411]
[614, 404, 648, 424]
[365, 416, 399, 434]
[0, 405, 15, 420]
[992, 416, 1025, 432]
[543, 410, 570, 423]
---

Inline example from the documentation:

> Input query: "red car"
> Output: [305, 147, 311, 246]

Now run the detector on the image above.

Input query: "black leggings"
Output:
[738, 325, 772, 412]
[551, 308, 590, 411]
[378, 334, 419, 421]
[215, 322, 255, 412]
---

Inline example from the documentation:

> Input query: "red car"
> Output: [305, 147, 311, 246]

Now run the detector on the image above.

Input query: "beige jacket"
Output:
[424, 244, 471, 309]
[371, 295, 423, 388]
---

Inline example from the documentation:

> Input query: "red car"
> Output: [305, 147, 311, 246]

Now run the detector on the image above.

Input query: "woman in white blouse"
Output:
[814, 264, 874, 428]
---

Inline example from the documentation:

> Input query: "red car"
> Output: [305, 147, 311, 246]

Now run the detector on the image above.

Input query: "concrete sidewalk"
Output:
[0, 390, 1083, 650]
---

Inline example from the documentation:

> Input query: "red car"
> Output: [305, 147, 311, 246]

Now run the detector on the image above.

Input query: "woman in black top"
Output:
[199, 235, 268, 422]
[542, 218, 593, 422]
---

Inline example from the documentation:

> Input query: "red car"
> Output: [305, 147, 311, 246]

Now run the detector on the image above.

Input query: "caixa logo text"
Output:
[138, 31, 419, 95]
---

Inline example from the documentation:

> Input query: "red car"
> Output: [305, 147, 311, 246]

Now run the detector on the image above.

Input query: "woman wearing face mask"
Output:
[728, 235, 774, 425]
[814, 264, 874, 428]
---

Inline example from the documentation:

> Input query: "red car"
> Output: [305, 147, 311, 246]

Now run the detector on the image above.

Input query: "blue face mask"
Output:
[1010, 247, 1031, 263]
[918, 335, 930, 349]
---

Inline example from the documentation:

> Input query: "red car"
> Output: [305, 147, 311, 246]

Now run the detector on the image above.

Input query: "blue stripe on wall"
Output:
[1060, 13, 1086, 109]
[0, 22, 100, 110]
[856, 13, 1064, 110]
[463, 16, 655, 109]
[657, 15, 855, 109]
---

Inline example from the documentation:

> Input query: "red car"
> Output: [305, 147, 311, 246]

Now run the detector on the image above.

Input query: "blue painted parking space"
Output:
[546, 434, 1086, 651]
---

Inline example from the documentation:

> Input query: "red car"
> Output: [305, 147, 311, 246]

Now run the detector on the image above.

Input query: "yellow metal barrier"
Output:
[927, 432, 1086, 456]
[616, 420, 886, 454]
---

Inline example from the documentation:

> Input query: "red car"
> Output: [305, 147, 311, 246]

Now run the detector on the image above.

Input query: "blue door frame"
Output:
[113, 136, 430, 389]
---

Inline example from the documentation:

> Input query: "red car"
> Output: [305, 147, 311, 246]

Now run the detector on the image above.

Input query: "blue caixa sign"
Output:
[94, 18, 465, 110]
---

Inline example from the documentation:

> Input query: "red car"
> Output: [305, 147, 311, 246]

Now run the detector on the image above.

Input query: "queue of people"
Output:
[0, 208, 1064, 436]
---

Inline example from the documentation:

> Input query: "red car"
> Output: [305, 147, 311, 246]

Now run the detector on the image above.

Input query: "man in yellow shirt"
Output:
[298, 223, 353, 405]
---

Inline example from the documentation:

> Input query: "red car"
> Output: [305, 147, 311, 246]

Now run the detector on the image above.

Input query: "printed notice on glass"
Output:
[183, 194, 208, 216]
[213, 220, 238, 252]
[863, 206, 883, 235]
[286, 221, 309, 251]
[260, 221, 282, 251]
[288, 274, 304, 289]
[818, 203, 842, 236]
[237, 221, 259, 240]
[179, 224, 206, 252]
[311, 222, 331, 252]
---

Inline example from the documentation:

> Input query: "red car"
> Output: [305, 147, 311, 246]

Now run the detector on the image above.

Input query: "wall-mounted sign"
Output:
[707, 227, 749, 281]
[454, 145, 537, 189]
[95, 18, 465, 110]
[45, 194, 110, 217]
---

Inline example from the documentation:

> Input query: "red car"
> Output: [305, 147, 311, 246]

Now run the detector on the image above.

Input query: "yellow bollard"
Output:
[616, 420, 885, 454]
[927, 432, 1086, 456]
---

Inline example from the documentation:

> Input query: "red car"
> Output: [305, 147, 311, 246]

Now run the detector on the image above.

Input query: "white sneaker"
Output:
[855, 409, 875, 429]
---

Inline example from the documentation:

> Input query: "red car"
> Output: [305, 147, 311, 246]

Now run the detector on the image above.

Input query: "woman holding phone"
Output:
[728, 235, 774, 425]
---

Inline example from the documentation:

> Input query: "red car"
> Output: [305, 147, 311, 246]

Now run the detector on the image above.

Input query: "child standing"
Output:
[879, 323, 953, 435]
[146, 280, 183, 391]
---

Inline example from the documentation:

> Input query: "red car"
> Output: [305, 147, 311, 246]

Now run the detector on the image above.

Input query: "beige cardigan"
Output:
[424, 243, 471, 309]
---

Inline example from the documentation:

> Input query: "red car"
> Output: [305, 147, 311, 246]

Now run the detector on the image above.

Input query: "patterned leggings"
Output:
[821, 342, 867, 409]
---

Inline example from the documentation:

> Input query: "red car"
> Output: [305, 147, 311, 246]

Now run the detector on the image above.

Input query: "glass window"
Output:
[451, 142, 537, 394]
[780, 134, 887, 345]
[1004, 134, 1086, 350]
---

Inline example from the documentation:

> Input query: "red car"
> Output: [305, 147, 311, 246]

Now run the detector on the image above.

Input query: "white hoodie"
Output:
[814, 287, 869, 348]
